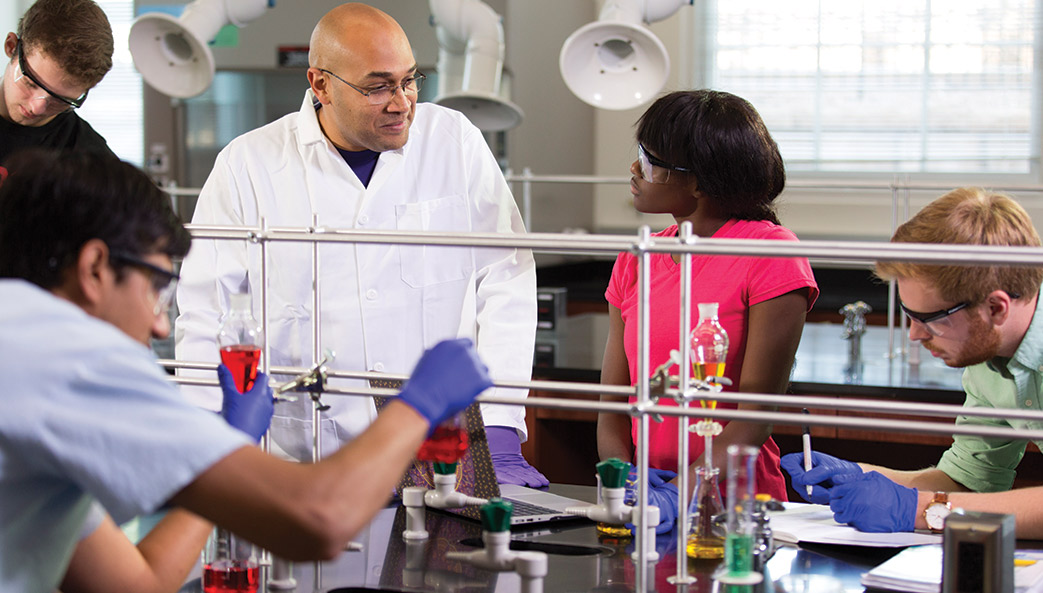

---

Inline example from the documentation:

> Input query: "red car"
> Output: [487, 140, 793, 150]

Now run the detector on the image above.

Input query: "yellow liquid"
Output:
[686, 534, 726, 559]
[596, 523, 632, 538]
[692, 362, 726, 409]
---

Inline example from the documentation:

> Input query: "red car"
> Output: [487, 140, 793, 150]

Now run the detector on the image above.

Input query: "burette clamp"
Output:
[274, 349, 336, 409]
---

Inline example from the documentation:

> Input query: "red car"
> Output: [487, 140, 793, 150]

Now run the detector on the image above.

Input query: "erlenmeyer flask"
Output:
[686, 465, 725, 559]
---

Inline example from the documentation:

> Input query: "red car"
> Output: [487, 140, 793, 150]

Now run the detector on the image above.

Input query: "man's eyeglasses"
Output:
[319, 69, 426, 106]
[110, 251, 179, 316]
[15, 40, 88, 109]
[900, 301, 969, 337]
[637, 143, 691, 184]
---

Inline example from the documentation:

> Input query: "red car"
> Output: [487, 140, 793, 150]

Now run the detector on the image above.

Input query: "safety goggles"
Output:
[637, 143, 691, 184]
[899, 301, 968, 337]
[15, 39, 88, 109]
[110, 251, 179, 316]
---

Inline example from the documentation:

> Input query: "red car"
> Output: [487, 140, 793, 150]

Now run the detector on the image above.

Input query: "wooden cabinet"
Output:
[522, 386, 1043, 496]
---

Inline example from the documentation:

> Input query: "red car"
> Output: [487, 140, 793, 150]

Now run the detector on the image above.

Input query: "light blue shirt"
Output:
[0, 280, 250, 592]
[937, 290, 1043, 492]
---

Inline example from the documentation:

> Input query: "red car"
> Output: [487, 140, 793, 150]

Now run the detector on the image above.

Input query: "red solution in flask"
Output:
[416, 423, 469, 463]
[220, 345, 261, 393]
[203, 562, 259, 593]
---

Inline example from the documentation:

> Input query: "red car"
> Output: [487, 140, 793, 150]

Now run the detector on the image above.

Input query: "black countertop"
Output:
[178, 485, 898, 592]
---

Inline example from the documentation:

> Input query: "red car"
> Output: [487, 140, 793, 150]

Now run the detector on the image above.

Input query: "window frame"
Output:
[685, 0, 1043, 186]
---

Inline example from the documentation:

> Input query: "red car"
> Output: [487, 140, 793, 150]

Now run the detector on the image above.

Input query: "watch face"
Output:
[926, 503, 950, 530]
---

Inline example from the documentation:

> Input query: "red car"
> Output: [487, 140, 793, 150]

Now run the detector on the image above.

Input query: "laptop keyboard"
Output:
[505, 498, 560, 517]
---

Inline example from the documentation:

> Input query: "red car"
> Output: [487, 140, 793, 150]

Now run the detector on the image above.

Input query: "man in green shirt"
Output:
[783, 186, 1043, 538]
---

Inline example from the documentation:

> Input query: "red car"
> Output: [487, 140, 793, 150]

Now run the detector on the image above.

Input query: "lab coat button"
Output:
[374, 362, 385, 371]
[1027, 400, 1034, 407]
[358, 215, 369, 225]
[366, 289, 378, 300]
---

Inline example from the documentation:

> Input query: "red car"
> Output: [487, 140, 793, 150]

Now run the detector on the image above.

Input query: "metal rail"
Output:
[169, 219, 1043, 591]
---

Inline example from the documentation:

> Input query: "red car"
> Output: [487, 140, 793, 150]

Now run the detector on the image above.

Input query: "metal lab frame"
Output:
[164, 222, 1043, 592]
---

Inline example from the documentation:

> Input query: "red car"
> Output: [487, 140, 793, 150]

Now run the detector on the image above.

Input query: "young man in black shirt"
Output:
[0, 0, 115, 178]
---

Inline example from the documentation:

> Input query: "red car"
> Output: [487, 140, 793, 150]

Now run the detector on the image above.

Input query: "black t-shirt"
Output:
[0, 110, 115, 176]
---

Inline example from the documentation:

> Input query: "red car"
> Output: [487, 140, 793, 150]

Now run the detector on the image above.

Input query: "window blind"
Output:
[76, 0, 143, 166]
[702, 0, 1040, 175]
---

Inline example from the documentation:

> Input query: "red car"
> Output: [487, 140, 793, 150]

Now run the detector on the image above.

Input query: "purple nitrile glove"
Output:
[829, 471, 917, 533]
[780, 451, 863, 505]
[217, 365, 274, 442]
[626, 467, 680, 534]
[487, 425, 549, 487]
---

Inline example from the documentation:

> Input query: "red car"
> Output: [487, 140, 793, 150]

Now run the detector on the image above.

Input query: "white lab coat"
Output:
[175, 91, 536, 461]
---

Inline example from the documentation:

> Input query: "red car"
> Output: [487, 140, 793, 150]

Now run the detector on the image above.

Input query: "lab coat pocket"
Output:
[396, 196, 471, 288]
[269, 415, 340, 462]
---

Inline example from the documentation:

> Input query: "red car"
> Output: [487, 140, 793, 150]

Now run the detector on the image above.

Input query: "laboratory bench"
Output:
[525, 314, 1043, 496]
[174, 485, 922, 592]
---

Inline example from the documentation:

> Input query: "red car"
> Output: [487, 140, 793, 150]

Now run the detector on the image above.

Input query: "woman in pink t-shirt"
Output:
[599, 90, 819, 533]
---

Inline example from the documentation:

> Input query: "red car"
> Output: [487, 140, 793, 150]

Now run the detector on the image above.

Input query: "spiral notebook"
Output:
[372, 379, 589, 526]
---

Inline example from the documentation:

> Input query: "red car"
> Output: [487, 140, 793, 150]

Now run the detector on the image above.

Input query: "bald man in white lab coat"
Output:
[175, 3, 546, 486]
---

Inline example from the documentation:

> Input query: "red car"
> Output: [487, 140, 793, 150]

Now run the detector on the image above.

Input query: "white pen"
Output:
[802, 408, 813, 497]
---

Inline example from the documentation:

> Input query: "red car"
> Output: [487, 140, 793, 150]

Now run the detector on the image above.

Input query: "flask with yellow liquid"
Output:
[690, 302, 729, 388]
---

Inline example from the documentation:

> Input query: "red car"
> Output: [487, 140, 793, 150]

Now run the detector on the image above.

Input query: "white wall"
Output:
[0, 1, 34, 40]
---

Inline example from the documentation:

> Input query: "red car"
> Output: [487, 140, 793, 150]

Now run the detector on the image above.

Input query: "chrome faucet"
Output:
[840, 301, 872, 381]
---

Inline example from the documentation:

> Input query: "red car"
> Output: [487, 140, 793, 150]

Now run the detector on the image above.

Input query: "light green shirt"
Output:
[937, 291, 1043, 492]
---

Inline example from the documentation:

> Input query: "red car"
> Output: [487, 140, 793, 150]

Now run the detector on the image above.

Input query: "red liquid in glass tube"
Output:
[220, 345, 261, 393]
[203, 562, 259, 593]
[417, 424, 469, 463]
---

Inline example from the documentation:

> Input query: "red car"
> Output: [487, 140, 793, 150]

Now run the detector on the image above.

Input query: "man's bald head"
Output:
[309, 3, 410, 71]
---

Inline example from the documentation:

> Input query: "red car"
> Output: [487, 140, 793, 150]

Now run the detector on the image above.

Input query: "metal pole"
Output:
[310, 215, 323, 588]
[634, 226, 652, 590]
[670, 222, 697, 584]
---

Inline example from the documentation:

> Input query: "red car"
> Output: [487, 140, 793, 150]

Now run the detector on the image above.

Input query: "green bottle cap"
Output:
[597, 458, 631, 489]
[480, 498, 514, 532]
[433, 462, 457, 475]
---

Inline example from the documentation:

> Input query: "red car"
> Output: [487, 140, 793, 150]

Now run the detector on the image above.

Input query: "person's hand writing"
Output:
[781, 451, 863, 504]
[829, 471, 916, 533]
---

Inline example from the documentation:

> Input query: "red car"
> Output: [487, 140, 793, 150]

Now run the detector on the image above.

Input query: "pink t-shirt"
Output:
[605, 219, 819, 500]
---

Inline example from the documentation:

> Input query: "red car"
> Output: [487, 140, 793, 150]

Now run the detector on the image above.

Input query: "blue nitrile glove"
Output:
[487, 425, 550, 487]
[626, 467, 679, 534]
[398, 338, 493, 432]
[780, 451, 864, 504]
[218, 365, 274, 442]
[829, 471, 917, 533]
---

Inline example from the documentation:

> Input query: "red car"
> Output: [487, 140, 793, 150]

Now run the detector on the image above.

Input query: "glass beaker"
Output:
[686, 465, 725, 559]
[202, 527, 259, 593]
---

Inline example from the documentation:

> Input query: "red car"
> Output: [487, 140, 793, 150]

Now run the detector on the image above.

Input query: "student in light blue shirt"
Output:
[0, 149, 492, 592]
